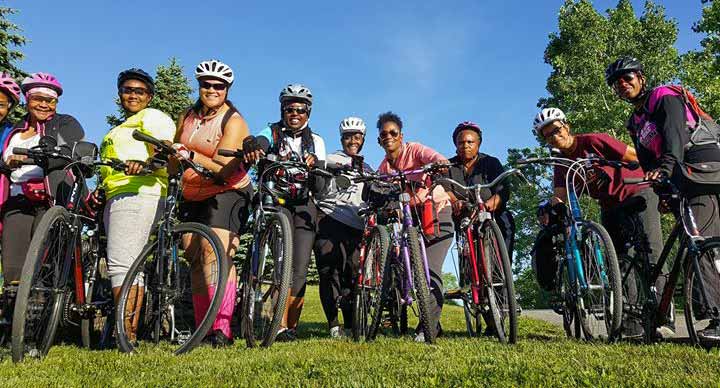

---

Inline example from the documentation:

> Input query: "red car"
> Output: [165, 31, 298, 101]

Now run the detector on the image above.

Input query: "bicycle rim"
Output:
[116, 222, 227, 354]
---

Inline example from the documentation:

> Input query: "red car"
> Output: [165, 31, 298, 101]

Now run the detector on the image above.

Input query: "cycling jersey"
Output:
[256, 122, 326, 160]
[316, 150, 372, 230]
[99, 108, 175, 200]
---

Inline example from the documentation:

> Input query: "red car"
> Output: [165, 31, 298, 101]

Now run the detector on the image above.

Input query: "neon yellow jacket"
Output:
[99, 108, 175, 199]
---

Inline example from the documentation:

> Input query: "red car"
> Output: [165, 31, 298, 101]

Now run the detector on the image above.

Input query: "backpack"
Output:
[666, 85, 720, 150]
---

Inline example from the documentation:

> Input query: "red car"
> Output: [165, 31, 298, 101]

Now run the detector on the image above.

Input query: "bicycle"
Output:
[622, 176, 720, 346]
[114, 130, 227, 355]
[435, 168, 523, 344]
[11, 138, 119, 361]
[355, 163, 445, 344]
[517, 156, 622, 341]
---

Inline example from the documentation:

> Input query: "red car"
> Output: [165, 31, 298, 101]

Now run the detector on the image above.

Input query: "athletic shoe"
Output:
[276, 327, 298, 342]
[698, 320, 720, 341]
[329, 326, 344, 339]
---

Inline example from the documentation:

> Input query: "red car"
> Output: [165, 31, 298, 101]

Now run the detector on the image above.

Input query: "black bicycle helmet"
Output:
[605, 56, 643, 86]
[117, 68, 155, 94]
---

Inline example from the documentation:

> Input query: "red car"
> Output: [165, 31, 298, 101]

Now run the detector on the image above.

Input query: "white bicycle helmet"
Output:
[195, 59, 234, 84]
[339, 116, 366, 136]
[533, 107, 566, 132]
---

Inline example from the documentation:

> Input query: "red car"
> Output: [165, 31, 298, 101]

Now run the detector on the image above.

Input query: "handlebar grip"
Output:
[132, 130, 170, 152]
[12, 147, 29, 156]
[217, 149, 240, 157]
[623, 177, 645, 184]
[626, 162, 640, 170]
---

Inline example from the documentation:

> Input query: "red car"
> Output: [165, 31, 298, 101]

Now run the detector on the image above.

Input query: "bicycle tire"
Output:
[617, 254, 653, 343]
[407, 227, 435, 343]
[243, 211, 292, 348]
[683, 237, 720, 346]
[482, 219, 518, 344]
[577, 221, 622, 341]
[115, 222, 227, 354]
[12, 206, 72, 362]
[353, 225, 389, 342]
[81, 255, 113, 349]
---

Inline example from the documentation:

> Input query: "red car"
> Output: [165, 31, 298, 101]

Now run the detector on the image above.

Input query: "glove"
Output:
[171, 143, 193, 160]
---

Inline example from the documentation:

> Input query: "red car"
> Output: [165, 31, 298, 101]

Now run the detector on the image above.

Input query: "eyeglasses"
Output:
[29, 95, 58, 106]
[342, 133, 364, 142]
[283, 107, 308, 115]
[119, 86, 150, 97]
[613, 72, 637, 87]
[542, 125, 564, 139]
[379, 130, 400, 139]
[199, 81, 228, 91]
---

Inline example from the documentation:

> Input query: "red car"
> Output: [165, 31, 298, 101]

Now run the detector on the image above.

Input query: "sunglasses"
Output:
[199, 81, 228, 91]
[29, 95, 58, 105]
[379, 130, 400, 139]
[613, 72, 637, 87]
[283, 107, 308, 115]
[119, 86, 150, 96]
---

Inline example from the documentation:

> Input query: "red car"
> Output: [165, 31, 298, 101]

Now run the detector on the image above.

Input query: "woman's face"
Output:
[612, 71, 644, 100]
[119, 79, 152, 114]
[378, 121, 403, 154]
[0, 91, 11, 123]
[282, 102, 309, 130]
[198, 78, 228, 110]
[455, 130, 480, 162]
[27, 92, 58, 122]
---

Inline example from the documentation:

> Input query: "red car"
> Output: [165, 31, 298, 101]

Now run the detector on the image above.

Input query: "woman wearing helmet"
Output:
[376, 111, 452, 342]
[97, 68, 175, 333]
[313, 116, 372, 338]
[533, 106, 667, 337]
[251, 83, 326, 341]
[0, 72, 84, 286]
[606, 56, 720, 340]
[174, 59, 253, 346]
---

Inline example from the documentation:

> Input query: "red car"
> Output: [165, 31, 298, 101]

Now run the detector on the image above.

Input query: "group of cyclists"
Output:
[0, 54, 717, 355]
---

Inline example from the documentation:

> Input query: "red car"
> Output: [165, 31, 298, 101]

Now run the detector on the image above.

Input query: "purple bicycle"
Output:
[355, 163, 447, 344]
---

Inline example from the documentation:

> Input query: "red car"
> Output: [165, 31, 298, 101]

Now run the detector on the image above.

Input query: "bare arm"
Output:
[621, 145, 639, 163]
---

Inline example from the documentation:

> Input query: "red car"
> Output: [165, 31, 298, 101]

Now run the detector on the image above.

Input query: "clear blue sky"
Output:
[9, 1, 704, 274]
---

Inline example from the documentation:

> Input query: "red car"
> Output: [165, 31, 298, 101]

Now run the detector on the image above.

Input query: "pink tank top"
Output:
[179, 106, 250, 190]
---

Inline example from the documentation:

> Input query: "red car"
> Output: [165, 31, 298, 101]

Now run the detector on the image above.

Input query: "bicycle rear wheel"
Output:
[12, 206, 73, 362]
[482, 220, 518, 344]
[115, 222, 227, 354]
[407, 227, 435, 343]
[242, 212, 292, 348]
[578, 221, 622, 341]
[353, 225, 389, 342]
[683, 237, 720, 346]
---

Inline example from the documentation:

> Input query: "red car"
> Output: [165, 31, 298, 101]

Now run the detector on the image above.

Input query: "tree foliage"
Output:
[107, 57, 193, 127]
[540, 0, 679, 142]
[680, 0, 720, 118]
[0, 6, 27, 122]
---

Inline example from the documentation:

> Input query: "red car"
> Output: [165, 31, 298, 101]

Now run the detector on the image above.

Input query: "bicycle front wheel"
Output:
[683, 237, 720, 346]
[481, 219, 518, 344]
[353, 225, 389, 342]
[407, 227, 435, 344]
[578, 221, 622, 341]
[115, 222, 227, 354]
[242, 212, 292, 348]
[12, 206, 73, 362]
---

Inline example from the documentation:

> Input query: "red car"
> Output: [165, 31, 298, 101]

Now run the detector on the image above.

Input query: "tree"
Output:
[0, 6, 27, 122]
[540, 0, 679, 142]
[680, 0, 720, 118]
[107, 57, 194, 127]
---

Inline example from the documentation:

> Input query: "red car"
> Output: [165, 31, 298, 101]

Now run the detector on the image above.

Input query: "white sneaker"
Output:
[414, 332, 425, 343]
[329, 326, 344, 339]
[656, 325, 675, 339]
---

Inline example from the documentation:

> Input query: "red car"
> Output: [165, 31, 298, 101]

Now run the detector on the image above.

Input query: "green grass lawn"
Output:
[1, 286, 719, 387]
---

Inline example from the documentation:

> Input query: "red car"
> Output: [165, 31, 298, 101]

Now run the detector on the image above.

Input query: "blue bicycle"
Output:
[518, 156, 622, 341]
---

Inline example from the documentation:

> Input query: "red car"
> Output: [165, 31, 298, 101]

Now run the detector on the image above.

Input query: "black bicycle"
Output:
[11, 138, 117, 362]
[114, 131, 227, 355]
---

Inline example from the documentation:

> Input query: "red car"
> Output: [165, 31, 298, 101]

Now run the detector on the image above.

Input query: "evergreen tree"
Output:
[0, 6, 27, 122]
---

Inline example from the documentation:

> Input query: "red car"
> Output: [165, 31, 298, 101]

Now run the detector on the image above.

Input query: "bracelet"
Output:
[189, 151, 195, 161]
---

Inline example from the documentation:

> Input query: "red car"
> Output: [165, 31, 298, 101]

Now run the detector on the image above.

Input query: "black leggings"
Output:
[1, 195, 47, 283]
[313, 214, 362, 329]
[278, 200, 319, 297]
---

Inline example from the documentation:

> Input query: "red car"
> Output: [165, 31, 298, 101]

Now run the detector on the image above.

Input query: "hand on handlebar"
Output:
[171, 143, 193, 160]
[6, 154, 27, 169]
[304, 153, 317, 168]
[452, 199, 467, 216]
[124, 160, 147, 176]
[644, 168, 667, 182]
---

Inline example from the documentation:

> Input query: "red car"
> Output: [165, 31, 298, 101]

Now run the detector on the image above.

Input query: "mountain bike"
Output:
[435, 168, 522, 344]
[356, 163, 446, 344]
[622, 176, 720, 346]
[11, 138, 118, 361]
[517, 156, 622, 341]
[115, 130, 227, 355]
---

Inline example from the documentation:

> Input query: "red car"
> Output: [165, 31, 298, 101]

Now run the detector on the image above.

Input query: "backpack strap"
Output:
[220, 100, 241, 134]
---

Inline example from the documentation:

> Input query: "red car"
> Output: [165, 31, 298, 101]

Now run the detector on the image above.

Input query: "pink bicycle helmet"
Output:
[452, 121, 482, 143]
[21, 72, 63, 96]
[0, 72, 21, 105]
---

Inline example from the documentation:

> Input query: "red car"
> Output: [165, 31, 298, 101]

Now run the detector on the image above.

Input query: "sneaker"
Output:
[276, 327, 298, 342]
[329, 326, 344, 339]
[698, 320, 720, 342]
[209, 329, 234, 348]
[413, 332, 425, 343]
[655, 325, 675, 339]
